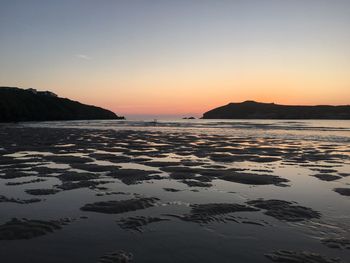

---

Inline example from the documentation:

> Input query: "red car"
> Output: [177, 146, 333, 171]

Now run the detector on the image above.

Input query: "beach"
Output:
[0, 120, 349, 262]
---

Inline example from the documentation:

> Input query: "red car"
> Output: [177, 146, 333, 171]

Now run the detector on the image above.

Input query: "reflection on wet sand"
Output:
[0, 124, 349, 262]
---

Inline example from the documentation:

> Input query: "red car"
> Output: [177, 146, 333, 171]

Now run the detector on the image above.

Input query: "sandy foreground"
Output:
[0, 126, 349, 263]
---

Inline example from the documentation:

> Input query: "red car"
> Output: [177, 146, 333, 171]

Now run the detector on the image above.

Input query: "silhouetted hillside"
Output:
[0, 87, 124, 122]
[202, 101, 350, 119]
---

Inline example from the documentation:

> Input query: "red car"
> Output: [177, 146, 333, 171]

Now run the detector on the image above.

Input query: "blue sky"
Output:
[1, 0, 350, 116]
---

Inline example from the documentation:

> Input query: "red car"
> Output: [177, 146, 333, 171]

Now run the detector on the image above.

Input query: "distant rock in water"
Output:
[182, 116, 196, 120]
[0, 87, 124, 122]
[202, 100, 350, 119]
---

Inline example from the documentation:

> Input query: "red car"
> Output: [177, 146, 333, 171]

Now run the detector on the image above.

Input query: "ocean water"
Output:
[0, 119, 349, 262]
[24, 118, 350, 141]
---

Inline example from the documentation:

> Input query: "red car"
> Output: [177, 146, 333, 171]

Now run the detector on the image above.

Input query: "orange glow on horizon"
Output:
[57, 68, 350, 116]
[8, 47, 350, 117]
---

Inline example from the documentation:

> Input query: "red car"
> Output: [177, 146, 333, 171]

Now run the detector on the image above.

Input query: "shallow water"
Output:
[0, 120, 349, 262]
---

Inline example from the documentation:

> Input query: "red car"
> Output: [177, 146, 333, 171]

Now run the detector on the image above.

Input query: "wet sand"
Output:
[0, 124, 349, 262]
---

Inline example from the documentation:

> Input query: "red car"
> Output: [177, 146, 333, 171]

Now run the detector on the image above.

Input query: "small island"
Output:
[202, 101, 350, 119]
[0, 87, 124, 122]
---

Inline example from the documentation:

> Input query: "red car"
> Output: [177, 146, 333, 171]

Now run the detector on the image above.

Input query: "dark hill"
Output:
[202, 101, 350, 119]
[0, 87, 124, 122]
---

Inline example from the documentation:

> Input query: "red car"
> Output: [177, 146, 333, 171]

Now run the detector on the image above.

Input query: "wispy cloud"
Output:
[75, 54, 92, 60]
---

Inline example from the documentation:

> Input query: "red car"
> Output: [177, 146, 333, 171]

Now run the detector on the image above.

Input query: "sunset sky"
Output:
[1, 0, 350, 117]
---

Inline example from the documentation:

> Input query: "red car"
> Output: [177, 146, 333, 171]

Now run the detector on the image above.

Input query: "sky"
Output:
[1, 0, 350, 118]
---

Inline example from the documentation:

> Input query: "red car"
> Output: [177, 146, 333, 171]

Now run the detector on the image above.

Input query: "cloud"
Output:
[75, 54, 92, 60]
